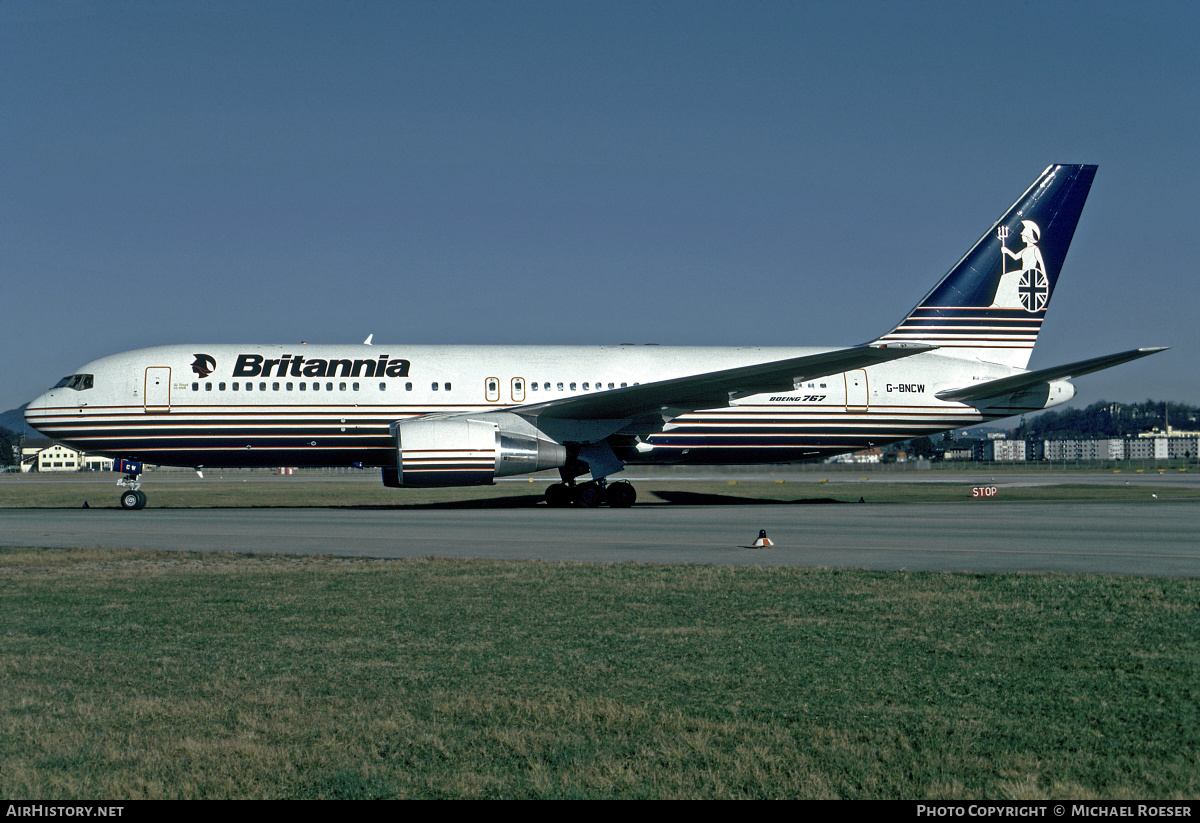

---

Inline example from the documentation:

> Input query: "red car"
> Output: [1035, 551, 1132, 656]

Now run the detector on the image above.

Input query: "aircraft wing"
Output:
[935, 347, 1168, 403]
[514, 343, 935, 422]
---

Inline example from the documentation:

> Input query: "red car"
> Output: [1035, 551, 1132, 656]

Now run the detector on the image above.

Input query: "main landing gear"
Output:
[544, 478, 637, 508]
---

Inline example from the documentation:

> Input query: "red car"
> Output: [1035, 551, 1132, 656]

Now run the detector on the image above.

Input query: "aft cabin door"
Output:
[145, 367, 171, 412]
[845, 369, 868, 412]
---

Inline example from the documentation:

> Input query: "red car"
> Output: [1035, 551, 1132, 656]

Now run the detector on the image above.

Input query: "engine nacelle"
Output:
[385, 416, 567, 487]
[1044, 379, 1076, 408]
[972, 379, 1077, 414]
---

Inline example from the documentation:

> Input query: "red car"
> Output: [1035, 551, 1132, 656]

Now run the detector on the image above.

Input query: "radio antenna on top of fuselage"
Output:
[363, 334, 373, 345]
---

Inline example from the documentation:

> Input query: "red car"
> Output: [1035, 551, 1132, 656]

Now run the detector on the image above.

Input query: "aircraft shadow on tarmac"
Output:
[57, 491, 858, 510]
[159, 491, 859, 510]
[649, 491, 850, 506]
[348, 491, 855, 509]
[334, 491, 853, 509]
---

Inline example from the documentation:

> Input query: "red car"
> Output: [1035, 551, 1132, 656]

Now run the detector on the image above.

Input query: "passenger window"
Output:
[232, 383, 239, 391]
[273, 382, 280, 391]
[352, 383, 359, 391]
[379, 382, 386, 391]
[245, 383, 252, 392]
[570, 382, 577, 390]
[557, 382, 563, 391]
[583, 383, 590, 390]
[405, 382, 412, 391]
[326, 382, 333, 391]
[286, 382, 293, 391]
[340, 382, 347, 391]
[445, 382, 451, 391]
[192, 383, 198, 391]
[299, 382, 306, 391]
[432, 383, 439, 391]
[205, 383, 212, 391]
[219, 382, 226, 391]
[260, 382, 266, 391]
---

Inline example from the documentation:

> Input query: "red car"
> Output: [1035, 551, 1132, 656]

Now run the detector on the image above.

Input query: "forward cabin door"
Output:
[845, 369, 868, 413]
[145, 367, 171, 412]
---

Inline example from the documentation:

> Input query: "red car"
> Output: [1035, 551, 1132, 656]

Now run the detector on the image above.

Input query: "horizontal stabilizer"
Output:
[521, 343, 936, 421]
[935, 347, 1168, 402]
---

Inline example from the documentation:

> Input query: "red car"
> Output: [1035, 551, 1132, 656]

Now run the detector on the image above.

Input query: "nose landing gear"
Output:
[120, 488, 147, 510]
[114, 459, 147, 509]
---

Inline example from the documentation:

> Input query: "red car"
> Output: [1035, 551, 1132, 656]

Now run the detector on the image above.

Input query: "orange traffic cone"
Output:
[752, 529, 774, 548]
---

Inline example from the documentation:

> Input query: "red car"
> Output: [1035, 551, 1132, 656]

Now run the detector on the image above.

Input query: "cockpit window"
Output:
[53, 374, 94, 391]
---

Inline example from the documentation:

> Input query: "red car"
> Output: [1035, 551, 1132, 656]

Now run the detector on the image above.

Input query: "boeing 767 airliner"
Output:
[25, 165, 1165, 509]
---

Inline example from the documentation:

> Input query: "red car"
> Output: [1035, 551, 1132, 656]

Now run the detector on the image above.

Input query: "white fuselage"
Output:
[24, 343, 1060, 471]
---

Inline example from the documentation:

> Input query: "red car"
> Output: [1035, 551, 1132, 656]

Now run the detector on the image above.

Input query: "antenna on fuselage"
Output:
[363, 334, 373, 345]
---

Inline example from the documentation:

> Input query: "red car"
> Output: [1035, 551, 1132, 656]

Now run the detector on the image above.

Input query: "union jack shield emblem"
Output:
[1018, 271, 1049, 312]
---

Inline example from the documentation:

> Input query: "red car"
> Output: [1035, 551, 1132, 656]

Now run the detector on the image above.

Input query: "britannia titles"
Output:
[232, 354, 410, 379]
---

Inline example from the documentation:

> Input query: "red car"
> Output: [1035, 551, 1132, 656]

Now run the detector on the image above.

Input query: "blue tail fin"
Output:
[875, 164, 1097, 368]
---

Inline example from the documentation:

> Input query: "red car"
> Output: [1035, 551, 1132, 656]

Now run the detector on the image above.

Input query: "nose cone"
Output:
[24, 391, 56, 435]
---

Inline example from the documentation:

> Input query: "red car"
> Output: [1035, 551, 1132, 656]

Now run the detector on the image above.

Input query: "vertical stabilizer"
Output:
[874, 164, 1097, 368]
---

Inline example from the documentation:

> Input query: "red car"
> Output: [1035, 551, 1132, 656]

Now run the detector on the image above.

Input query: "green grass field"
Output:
[2, 548, 1197, 799]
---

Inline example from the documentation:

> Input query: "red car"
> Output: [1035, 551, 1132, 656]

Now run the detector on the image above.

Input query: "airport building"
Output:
[20, 440, 113, 473]
[934, 434, 1199, 463]
[1042, 435, 1198, 462]
[1043, 438, 1126, 462]
[1134, 430, 1200, 459]
[829, 447, 884, 464]
[984, 438, 1027, 462]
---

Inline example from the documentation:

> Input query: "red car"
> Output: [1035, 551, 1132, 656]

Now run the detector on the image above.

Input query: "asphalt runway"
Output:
[3, 499, 1198, 576]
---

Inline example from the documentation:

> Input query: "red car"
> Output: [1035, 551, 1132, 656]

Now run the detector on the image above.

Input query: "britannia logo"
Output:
[191, 353, 216, 378]
[990, 220, 1048, 312]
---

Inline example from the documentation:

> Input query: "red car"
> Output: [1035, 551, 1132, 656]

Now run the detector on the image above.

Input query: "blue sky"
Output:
[3, 1, 1198, 414]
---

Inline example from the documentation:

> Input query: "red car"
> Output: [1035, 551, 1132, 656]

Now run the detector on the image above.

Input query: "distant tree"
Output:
[1019, 400, 1200, 441]
[0, 426, 16, 467]
[907, 436, 936, 458]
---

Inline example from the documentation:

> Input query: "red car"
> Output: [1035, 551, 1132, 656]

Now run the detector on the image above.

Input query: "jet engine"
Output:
[383, 415, 567, 487]
[971, 379, 1076, 414]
